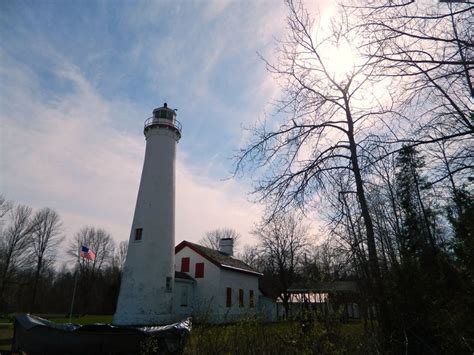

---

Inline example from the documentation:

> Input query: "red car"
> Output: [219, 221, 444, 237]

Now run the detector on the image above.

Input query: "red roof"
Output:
[175, 241, 262, 276]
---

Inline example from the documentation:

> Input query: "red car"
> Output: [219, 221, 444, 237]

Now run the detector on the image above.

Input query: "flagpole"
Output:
[69, 247, 80, 323]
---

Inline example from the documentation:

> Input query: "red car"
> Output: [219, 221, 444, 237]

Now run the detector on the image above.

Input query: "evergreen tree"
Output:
[395, 146, 436, 259]
[393, 146, 439, 351]
[448, 188, 474, 280]
[392, 146, 471, 352]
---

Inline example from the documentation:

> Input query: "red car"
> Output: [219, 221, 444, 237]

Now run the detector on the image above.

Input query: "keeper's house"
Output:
[173, 239, 276, 323]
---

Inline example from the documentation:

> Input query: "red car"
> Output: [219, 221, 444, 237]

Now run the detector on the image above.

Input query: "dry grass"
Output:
[184, 319, 369, 355]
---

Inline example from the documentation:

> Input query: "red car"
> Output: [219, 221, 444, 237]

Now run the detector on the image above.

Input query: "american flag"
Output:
[80, 245, 96, 260]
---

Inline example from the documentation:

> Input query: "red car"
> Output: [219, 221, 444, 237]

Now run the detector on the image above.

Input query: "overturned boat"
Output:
[12, 314, 191, 354]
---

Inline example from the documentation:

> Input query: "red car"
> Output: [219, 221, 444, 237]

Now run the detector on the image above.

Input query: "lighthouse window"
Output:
[134, 228, 143, 241]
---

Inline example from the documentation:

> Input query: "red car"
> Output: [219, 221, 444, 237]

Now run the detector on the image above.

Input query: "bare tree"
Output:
[29, 208, 63, 311]
[238, 244, 265, 272]
[236, 0, 394, 333]
[68, 226, 115, 313]
[68, 226, 115, 275]
[0, 195, 13, 223]
[253, 212, 310, 317]
[199, 228, 241, 252]
[0, 204, 34, 304]
[354, 0, 473, 157]
[113, 240, 128, 273]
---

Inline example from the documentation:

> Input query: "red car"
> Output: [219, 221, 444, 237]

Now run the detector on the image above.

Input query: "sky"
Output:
[0, 0, 332, 262]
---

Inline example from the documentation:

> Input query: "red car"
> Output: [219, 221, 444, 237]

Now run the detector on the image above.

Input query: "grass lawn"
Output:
[0, 315, 370, 354]
[0, 326, 13, 352]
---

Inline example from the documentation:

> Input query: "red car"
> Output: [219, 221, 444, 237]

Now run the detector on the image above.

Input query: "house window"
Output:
[226, 287, 232, 307]
[195, 262, 204, 278]
[239, 289, 244, 307]
[181, 257, 190, 272]
[134, 228, 143, 241]
[249, 290, 255, 307]
[180, 285, 188, 307]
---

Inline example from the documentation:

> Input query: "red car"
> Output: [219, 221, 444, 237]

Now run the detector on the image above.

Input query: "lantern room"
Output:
[144, 102, 182, 139]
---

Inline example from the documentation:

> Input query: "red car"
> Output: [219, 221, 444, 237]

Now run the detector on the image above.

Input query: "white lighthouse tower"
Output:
[113, 103, 181, 325]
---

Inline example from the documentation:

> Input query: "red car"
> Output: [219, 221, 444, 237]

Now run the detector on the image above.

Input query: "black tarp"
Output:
[12, 314, 191, 355]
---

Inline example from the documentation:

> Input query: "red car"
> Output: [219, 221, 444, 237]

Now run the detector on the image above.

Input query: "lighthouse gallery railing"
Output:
[144, 117, 182, 135]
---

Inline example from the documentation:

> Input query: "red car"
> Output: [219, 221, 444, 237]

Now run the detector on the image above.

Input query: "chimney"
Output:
[219, 238, 234, 256]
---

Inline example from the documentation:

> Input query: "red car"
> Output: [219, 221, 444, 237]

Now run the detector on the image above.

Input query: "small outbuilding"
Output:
[279, 281, 361, 320]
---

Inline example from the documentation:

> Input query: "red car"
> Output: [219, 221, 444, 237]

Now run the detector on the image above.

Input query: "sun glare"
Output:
[323, 40, 357, 81]
[306, 2, 358, 82]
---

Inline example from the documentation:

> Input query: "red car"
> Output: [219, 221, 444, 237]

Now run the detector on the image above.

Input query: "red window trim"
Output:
[249, 290, 255, 307]
[195, 262, 204, 278]
[226, 287, 232, 307]
[181, 257, 190, 272]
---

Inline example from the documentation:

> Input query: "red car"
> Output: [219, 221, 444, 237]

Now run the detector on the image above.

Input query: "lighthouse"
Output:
[113, 103, 181, 325]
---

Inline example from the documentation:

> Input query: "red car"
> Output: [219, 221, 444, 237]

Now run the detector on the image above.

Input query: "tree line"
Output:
[0, 195, 127, 316]
[235, 0, 473, 352]
[1, 1, 471, 351]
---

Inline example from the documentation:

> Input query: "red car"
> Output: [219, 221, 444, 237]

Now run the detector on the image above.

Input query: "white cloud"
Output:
[201, 0, 232, 21]
[176, 155, 262, 247]
[1, 0, 341, 264]
[1, 53, 262, 263]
